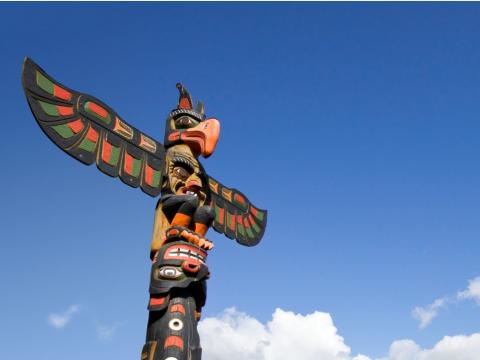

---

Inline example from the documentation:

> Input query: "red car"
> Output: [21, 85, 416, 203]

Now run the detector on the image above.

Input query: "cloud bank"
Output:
[47, 304, 80, 329]
[387, 335, 480, 360]
[199, 307, 367, 360]
[199, 308, 480, 360]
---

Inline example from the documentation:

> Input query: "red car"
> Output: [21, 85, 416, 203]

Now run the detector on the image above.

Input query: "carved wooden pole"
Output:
[22, 59, 267, 360]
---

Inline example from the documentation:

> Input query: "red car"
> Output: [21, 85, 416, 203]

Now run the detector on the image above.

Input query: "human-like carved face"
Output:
[164, 144, 207, 204]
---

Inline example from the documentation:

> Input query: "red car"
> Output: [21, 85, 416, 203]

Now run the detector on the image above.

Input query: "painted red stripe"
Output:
[68, 119, 84, 134]
[88, 102, 108, 118]
[250, 207, 258, 217]
[237, 215, 243, 225]
[229, 214, 236, 231]
[235, 194, 246, 204]
[145, 165, 153, 186]
[170, 304, 186, 315]
[164, 336, 184, 350]
[102, 140, 112, 162]
[168, 132, 180, 141]
[53, 85, 72, 101]
[218, 208, 224, 225]
[248, 214, 255, 225]
[179, 98, 191, 109]
[86, 127, 98, 142]
[57, 105, 74, 116]
[124, 152, 133, 174]
[149, 296, 165, 306]
[244, 216, 251, 228]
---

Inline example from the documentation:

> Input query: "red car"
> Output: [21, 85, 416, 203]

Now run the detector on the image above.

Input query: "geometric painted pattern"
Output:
[208, 176, 267, 246]
[22, 57, 165, 197]
[22, 57, 267, 245]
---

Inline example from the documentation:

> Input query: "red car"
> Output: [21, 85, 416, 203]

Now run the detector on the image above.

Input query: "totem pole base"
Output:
[142, 288, 202, 360]
[143, 240, 208, 360]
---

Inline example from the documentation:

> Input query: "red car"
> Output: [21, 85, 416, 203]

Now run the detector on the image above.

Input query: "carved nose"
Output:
[186, 173, 202, 189]
[186, 179, 200, 188]
[182, 261, 201, 273]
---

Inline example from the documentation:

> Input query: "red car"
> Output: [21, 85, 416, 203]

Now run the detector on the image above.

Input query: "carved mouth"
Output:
[179, 186, 199, 197]
[178, 186, 205, 201]
[165, 244, 207, 264]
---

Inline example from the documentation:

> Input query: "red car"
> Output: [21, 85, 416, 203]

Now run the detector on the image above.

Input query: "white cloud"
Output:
[457, 277, 480, 305]
[411, 275, 480, 328]
[387, 339, 422, 360]
[199, 307, 480, 360]
[411, 298, 448, 329]
[96, 322, 120, 341]
[47, 304, 80, 329]
[198, 308, 268, 360]
[387, 334, 480, 360]
[198, 307, 369, 360]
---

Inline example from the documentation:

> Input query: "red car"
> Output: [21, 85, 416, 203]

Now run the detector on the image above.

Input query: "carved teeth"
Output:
[168, 247, 205, 264]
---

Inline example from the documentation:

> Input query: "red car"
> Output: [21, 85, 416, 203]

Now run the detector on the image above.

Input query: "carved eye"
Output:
[175, 116, 199, 129]
[169, 318, 184, 331]
[157, 266, 183, 279]
[173, 166, 190, 179]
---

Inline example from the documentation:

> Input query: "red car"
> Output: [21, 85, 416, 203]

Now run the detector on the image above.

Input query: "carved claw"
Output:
[165, 226, 214, 250]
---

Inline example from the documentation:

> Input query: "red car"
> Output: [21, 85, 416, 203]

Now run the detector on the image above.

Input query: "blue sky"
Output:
[1, 3, 480, 359]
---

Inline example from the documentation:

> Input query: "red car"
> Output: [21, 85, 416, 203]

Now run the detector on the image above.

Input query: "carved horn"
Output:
[176, 83, 193, 110]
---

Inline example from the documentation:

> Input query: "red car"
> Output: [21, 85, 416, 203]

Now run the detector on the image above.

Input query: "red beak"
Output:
[179, 118, 220, 158]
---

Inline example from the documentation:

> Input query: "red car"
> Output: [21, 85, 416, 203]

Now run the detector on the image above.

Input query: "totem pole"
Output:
[22, 58, 267, 360]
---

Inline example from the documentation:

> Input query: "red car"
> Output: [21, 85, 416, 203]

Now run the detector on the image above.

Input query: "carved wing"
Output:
[22, 57, 165, 197]
[207, 176, 267, 246]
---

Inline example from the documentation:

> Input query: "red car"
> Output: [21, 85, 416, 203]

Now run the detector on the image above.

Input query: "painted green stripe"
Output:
[78, 138, 96, 152]
[252, 221, 261, 233]
[152, 170, 160, 187]
[245, 227, 254, 238]
[84, 103, 112, 124]
[39, 101, 59, 116]
[215, 207, 221, 222]
[226, 214, 232, 228]
[233, 198, 248, 210]
[36, 71, 54, 94]
[254, 211, 264, 221]
[132, 158, 141, 177]
[237, 223, 245, 236]
[109, 146, 120, 165]
[52, 124, 74, 138]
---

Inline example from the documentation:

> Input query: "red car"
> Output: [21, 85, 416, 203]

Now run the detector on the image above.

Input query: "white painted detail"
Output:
[169, 318, 184, 331]
[158, 266, 183, 279]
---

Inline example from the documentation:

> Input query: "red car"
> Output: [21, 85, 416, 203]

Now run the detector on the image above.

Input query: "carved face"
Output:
[164, 113, 220, 158]
[164, 144, 207, 204]
[163, 84, 221, 157]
